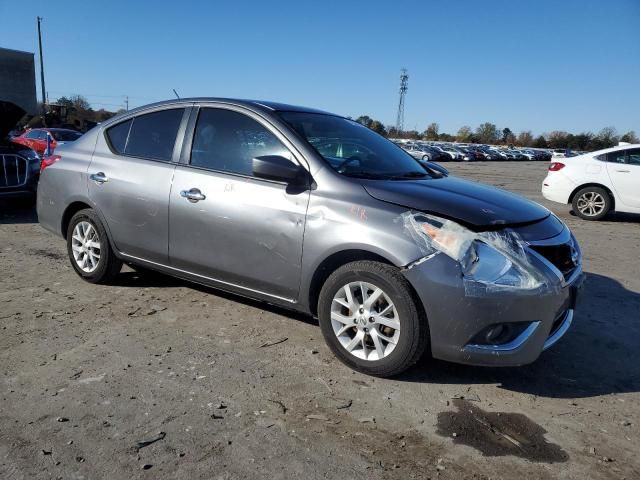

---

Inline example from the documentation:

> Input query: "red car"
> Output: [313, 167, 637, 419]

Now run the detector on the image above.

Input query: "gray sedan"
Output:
[37, 98, 583, 377]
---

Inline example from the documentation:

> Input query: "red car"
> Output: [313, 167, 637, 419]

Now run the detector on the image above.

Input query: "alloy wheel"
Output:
[331, 281, 400, 361]
[71, 221, 101, 273]
[576, 191, 606, 217]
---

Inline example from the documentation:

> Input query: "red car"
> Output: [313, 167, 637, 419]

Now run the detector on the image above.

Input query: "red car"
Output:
[12, 128, 82, 156]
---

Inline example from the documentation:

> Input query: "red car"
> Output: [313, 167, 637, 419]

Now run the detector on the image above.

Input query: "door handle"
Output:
[90, 172, 108, 184]
[615, 169, 630, 173]
[180, 188, 206, 203]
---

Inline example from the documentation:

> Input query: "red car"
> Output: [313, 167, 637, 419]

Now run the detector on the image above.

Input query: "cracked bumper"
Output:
[403, 252, 584, 367]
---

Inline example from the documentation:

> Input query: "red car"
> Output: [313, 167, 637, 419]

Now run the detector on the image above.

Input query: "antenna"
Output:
[395, 68, 409, 135]
[172, 89, 180, 99]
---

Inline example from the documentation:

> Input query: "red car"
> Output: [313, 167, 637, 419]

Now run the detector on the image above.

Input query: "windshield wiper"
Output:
[388, 171, 431, 180]
[342, 171, 390, 180]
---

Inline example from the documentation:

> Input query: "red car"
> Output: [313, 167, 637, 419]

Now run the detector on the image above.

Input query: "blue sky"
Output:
[2, 0, 638, 136]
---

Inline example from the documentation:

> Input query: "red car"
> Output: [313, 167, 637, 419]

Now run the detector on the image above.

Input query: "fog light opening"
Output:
[470, 322, 532, 346]
[485, 324, 508, 344]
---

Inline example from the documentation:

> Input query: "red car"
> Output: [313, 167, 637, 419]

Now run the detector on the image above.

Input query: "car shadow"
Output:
[399, 271, 640, 399]
[114, 268, 317, 326]
[0, 200, 37, 224]
[569, 210, 640, 223]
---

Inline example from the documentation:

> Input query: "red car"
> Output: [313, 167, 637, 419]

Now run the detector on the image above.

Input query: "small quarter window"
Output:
[106, 119, 132, 154]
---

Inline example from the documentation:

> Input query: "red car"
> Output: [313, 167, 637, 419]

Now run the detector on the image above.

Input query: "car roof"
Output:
[127, 98, 337, 116]
[589, 143, 640, 155]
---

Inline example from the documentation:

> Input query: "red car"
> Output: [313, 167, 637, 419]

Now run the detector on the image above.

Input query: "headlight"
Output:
[402, 212, 547, 293]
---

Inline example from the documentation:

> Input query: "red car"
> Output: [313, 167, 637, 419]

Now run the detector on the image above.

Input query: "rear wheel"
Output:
[572, 186, 611, 220]
[318, 261, 429, 377]
[66, 209, 122, 283]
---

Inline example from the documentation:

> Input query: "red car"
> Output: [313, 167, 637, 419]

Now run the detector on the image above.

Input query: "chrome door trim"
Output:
[119, 252, 297, 304]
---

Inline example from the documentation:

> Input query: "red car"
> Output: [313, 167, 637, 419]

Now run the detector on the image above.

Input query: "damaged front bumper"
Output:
[401, 214, 584, 367]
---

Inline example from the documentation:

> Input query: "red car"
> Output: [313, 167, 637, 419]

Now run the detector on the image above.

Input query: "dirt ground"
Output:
[1, 161, 639, 479]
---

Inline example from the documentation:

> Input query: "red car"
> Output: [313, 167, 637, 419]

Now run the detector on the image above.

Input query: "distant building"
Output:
[0, 47, 38, 115]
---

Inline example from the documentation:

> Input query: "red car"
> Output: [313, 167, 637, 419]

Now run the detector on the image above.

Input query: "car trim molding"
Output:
[119, 252, 297, 304]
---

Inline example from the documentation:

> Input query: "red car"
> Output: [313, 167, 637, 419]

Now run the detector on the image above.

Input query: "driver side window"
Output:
[190, 108, 293, 177]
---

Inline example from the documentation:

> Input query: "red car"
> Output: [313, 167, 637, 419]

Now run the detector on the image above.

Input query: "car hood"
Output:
[362, 176, 550, 228]
[0, 101, 26, 142]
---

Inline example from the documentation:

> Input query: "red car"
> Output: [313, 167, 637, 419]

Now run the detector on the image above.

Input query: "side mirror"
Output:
[252, 155, 304, 183]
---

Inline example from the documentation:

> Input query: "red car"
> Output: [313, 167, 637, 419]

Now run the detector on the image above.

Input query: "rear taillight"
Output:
[548, 162, 565, 171]
[40, 154, 61, 173]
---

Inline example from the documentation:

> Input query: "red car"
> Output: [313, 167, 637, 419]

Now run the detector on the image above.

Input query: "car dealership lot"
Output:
[1, 162, 639, 479]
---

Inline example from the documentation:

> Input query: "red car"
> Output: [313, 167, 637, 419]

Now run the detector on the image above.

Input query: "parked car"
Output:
[440, 145, 465, 161]
[12, 128, 82, 156]
[476, 147, 503, 161]
[430, 145, 461, 161]
[457, 147, 483, 162]
[38, 98, 583, 377]
[0, 101, 41, 200]
[551, 148, 577, 158]
[402, 142, 434, 161]
[542, 144, 640, 220]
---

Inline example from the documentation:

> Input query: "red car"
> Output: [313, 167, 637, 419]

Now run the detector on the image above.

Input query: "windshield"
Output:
[278, 112, 431, 179]
[51, 130, 82, 141]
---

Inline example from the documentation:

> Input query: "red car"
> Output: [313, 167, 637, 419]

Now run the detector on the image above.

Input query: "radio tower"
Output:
[395, 68, 409, 134]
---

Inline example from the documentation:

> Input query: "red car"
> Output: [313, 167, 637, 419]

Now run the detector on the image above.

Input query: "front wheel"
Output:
[67, 209, 122, 283]
[572, 186, 611, 220]
[318, 261, 429, 377]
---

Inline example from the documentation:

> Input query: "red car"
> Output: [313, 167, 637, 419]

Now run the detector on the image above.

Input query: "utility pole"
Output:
[37, 17, 47, 123]
[125, 96, 129, 111]
[395, 68, 409, 135]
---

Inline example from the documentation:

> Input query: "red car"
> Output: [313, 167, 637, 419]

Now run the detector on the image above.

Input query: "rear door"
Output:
[606, 148, 640, 209]
[88, 106, 190, 263]
[169, 105, 310, 301]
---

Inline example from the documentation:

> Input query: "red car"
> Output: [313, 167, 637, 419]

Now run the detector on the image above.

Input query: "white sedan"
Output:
[542, 144, 640, 220]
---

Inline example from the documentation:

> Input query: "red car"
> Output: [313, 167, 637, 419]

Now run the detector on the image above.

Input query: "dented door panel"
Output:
[169, 166, 309, 300]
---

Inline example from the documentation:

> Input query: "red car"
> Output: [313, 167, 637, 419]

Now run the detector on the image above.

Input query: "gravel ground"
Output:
[1, 161, 639, 479]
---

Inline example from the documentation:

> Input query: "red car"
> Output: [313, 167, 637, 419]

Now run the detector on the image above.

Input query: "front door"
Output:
[88, 107, 188, 263]
[169, 106, 310, 301]
[606, 148, 640, 209]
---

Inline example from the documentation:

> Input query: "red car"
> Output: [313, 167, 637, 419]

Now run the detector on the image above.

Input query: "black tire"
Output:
[571, 186, 611, 221]
[66, 209, 122, 283]
[317, 261, 429, 377]
[421, 154, 431, 161]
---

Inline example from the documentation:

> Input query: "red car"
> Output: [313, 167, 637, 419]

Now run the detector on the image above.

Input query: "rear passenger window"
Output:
[190, 108, 292, 176]
[125, 109, 184, 161]
[627, 149, 640, 166]
[106, 119, 132, 154]
[607, 151, 626, 164]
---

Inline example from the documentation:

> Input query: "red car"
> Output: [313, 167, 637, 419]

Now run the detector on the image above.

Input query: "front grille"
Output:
[530, 243, 577, 279]
[0, 154, 29, 188]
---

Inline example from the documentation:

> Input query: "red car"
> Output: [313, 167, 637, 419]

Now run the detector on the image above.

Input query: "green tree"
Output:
[516, 131, 533, 147]
[423, 122, 439, 140]
[532, 135, 548, 148]
[438, 132, 455, 142]
[355, 115, 373, 128]
[369, 120, 387, 136]
[475, 122, 499, 144]
[502, 127, 515, 145]
[456, 126, 473, 143]
[546, 131, 570, 149]
[620, 131, 639, 144]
